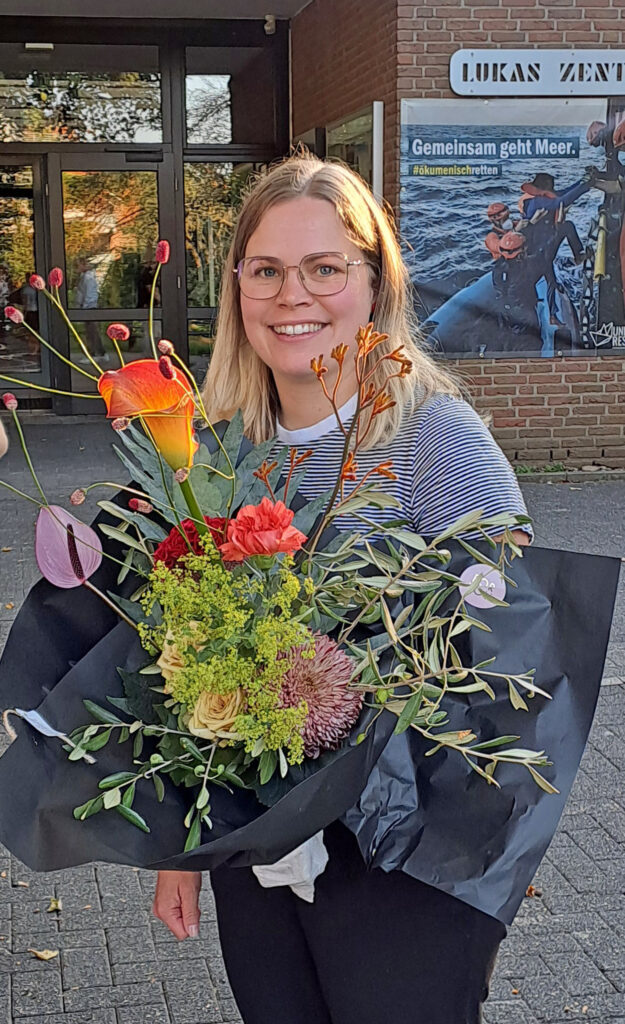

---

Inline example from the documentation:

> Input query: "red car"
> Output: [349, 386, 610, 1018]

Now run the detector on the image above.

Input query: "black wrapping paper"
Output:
[0, 540, 619, 925]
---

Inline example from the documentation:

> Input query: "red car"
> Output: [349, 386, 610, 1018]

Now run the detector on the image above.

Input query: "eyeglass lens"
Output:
[238, 252, 350, 298]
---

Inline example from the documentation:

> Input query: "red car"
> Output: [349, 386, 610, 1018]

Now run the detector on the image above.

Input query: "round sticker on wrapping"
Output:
[459, 563, 506, 609]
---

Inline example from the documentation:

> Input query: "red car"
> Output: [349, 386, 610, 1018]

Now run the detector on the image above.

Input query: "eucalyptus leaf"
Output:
[115, 804, 150, 833]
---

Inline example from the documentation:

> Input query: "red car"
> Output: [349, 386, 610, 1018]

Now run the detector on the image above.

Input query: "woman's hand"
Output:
[153, 870, 202, 940]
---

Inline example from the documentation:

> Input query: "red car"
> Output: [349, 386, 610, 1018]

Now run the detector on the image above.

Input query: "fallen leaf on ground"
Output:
[1, 547, 12, 552]
[28, 948, 59, 961]
[47, 897, 62, 913]
[0, 871, 6, 879]
[15, 881, 29, 888]
[4, 603, 14, 610]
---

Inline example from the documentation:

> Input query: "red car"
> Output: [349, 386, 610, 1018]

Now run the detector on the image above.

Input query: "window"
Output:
[0, 43, 161, 144]
[186, 47, 275, 146]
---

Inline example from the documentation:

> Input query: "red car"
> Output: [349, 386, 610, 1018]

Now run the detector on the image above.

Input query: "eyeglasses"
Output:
[234, 251, 370, 299]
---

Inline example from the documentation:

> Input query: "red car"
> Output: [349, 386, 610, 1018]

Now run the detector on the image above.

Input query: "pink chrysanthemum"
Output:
[279, 635, 363, 759]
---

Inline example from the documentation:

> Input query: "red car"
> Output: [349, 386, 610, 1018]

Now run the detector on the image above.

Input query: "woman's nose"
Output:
[277, 266, 313, 305]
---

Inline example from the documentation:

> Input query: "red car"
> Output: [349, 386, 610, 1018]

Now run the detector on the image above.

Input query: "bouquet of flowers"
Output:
[0, 242, 547, 841]
[0, 244, 618, 923]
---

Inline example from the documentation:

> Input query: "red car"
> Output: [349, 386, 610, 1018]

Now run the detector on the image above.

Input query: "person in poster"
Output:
[400, 98, 625, 357]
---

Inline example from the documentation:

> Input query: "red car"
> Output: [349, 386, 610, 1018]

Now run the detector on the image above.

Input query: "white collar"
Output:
[276, 392, 358, 444]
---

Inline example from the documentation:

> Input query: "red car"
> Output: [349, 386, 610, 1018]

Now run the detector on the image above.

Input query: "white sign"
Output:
[450, 50, 625, 97]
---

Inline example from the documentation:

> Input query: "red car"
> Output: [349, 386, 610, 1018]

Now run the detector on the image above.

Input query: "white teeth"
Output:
[272, 323, 325, 336]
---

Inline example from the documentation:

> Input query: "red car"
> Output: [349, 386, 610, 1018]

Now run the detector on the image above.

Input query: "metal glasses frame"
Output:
[233, 251, 369, 298]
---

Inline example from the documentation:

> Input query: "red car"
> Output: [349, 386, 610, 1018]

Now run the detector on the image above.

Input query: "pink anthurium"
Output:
[35, 505, 102, 588]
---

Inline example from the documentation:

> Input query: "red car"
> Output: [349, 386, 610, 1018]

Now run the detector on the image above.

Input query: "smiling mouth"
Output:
[271, 323, 327, 336]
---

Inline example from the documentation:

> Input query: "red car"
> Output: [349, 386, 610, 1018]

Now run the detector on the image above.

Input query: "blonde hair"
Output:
[200, 152, 460, 449]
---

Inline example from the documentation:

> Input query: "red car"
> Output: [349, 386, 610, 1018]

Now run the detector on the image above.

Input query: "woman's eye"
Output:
[315, 264, 338, 276]
[254, 265, 278, 278]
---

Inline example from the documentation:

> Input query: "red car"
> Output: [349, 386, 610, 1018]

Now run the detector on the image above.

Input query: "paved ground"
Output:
[0, 415, 623, 1024]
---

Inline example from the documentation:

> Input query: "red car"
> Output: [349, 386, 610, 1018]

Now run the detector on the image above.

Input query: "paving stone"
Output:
[164, 979, 223, 1024]
[117, 1006, 171, 1024]
[219, 999, 242, 1023]
[541, 952, 616, 996]
[105, 926, 156, 965]
[12, 927, 106, 952]
[61, 946, 112, 988]
[0, 975, 8, 1023]
[207, 955, 236, 1002]
[63, 979, 165, 1011]
[115, 957, 210, 986]
[12, 970, 63, 1015]
[483, 999, 540, 1024]
[12, 1014, 116, 1024]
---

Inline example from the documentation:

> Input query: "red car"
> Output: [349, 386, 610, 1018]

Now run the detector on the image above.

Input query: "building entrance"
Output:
[0, 23, 288, 411]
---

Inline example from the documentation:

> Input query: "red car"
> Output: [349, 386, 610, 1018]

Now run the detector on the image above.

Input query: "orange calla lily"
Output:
[98, 359, 198, 471]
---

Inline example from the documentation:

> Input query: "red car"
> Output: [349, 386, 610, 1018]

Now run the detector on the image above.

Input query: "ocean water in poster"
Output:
[400, 98, 625, 358]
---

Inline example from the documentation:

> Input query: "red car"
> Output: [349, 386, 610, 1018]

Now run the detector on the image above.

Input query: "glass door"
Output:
[0, 156, 50, 391]
[184, 160, 263, 380]
[48, 151, 178, 411]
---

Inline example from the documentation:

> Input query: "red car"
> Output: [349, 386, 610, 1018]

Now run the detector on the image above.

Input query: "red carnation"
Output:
[219, 498, 307, 563]
[48, 268, 63, 288]
[107, 323, 131, 342]
[153, 517, 227, 569]
[155, 240, 170, 265]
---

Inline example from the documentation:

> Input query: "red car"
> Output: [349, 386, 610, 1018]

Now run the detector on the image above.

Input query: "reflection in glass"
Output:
[185, 47, 275, 145]
[186, 75, 232, 144]
[188, 318, 216, 382]
[0, 44, 161, 144]
[0, 165, 41, 375]
[63, 171, 159, 309]
[69, 319, 162, 393]
[326, 109, 374, 185]
[185, 163, 253, 307]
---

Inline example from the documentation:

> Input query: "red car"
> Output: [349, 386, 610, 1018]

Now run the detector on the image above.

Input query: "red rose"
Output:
[153, 517, 227, 569]
[218, 498, 307, 562]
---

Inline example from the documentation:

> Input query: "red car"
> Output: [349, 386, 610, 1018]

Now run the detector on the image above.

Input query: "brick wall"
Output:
[291, 0, 398, 207]
[291, 0, 625, 468]
[461, 357, 625, 468]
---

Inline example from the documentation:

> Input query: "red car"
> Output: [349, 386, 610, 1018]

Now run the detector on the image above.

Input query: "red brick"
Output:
[527, 416, 564, 426]
[483, 385, 518, 395]
[516, 406, 551, 418]
[570, 383, 605, 393]
[491, 417, 527, 428]
[546, 395, 582, 406]
[490, 30, 529, 40]
[588, 425, 623, 437]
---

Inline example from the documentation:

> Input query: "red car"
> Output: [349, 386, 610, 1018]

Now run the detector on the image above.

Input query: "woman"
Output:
[153, 153, 531, 1023]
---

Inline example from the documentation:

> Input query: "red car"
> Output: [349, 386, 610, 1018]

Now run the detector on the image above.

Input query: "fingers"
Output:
[153, 870, 202, 941]
[181, 872, 202, 938]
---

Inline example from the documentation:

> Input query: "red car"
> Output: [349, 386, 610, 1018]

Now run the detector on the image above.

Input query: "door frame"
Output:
[0, 152, 52, 393]
[46, 149, 183, 414]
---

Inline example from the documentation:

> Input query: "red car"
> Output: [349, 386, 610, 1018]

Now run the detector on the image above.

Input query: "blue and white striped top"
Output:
[273, 391, 531, 539]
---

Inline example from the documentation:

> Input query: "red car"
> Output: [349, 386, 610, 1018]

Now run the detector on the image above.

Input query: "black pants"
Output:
[211, 822, 505, 1024]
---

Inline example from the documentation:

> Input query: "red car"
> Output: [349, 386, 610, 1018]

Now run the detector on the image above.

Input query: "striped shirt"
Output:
[273, 391, 531, 540]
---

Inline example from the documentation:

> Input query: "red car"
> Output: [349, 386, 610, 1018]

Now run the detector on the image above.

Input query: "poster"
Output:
[400, 98, 625, 358]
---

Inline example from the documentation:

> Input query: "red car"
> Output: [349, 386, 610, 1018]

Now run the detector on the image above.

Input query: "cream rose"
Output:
[157, 624, 203, 692]
[187, 688, 245, 742]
